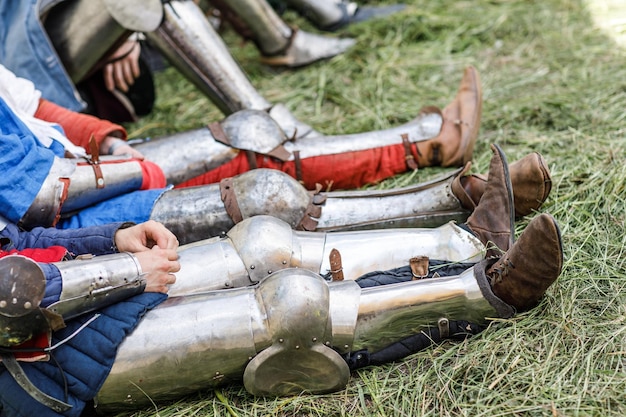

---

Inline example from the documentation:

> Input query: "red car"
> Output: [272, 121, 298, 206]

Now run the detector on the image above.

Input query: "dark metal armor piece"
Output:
[283, 0, 352, 29]
[0, 256, 48, 347]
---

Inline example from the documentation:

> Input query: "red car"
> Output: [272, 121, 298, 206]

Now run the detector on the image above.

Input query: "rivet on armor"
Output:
[295, 345, 300, 349]
[250, 265, 255, 269]
[312, 337, 317, 342]
[0, 301, 6, 308]
[11, 298, 17, 304]
[267, 270, 272, 274]
[325, 341, 331, 346]
[224, 282, 230, 287]
[279, 338, 284, 343]
[215, 371, 220, 376]
[357, 354, 362, 360]
[24, 301, 32, 309]
[344, 344, 349, 349]
[282, 260, 287, 265]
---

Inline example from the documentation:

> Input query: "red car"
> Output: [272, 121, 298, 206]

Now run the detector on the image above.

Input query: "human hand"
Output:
[103, 40, 141, 92]
[100, 136, 145, 159]
[142, 271, 177, 294]
[115, 220, 179, 253]
[134, 247, 180, 294]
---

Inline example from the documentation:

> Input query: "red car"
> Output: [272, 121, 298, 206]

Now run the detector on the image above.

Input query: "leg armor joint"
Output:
[243, 269, 350, 396]
[226, 215, 303, 283]
[220, 170, 324, 232]
[212, 109, 290, 160]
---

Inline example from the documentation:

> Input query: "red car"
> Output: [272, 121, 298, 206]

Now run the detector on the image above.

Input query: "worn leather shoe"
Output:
[465, 144, 515, 257]
[452, 152, 552, 218]
[416, 66, 482, 168]
[488, 213, 563, 312]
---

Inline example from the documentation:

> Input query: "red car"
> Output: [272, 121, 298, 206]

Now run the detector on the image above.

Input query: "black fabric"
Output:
[354, 260, 476, 288]
[343, 320, 486, 371]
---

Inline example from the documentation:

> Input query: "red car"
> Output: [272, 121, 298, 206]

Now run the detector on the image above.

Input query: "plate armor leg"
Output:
[95, 265, 512, 409]
[132, 107, 442, 187]
[145, 0, 318, 139]
[209, 0, 355, 66]
[164, 215, 484, 297]
[282, 0, 407, 32]
[149, 168, 468, 245]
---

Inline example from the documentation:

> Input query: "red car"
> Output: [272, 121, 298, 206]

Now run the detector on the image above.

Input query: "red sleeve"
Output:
[34, 98, 128, 152]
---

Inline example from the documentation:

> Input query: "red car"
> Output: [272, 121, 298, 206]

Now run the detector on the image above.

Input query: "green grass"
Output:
[119, 0, 626, 415]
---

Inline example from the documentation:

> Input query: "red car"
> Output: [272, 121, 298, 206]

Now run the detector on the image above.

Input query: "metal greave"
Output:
[282, 111, 443, 160]
[148, 165, 469, 246]
[282, 0, 351, 29]
[94, 266, 504, 409]
[164, 215, 484, 297]
[315, 168, 469, 232]
[145, 0, 272, 114]
[133, 108, 442, 187]
[224, 0, 293, 55]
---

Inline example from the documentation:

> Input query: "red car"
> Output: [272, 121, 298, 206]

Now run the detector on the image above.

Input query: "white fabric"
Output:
[0, 64, 86, 157]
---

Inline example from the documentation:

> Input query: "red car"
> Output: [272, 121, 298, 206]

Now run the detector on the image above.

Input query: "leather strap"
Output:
[329, 249, 344, 281]
[1, 353, 72, 413]
[208, 121, 230, 146]
[219, 177, 244, 224]
[296, 184, 326, 231]
[401, 133, 418, 171]
[409, 256, 429, 279]
[293, 150, 303, 182]
[88, 135, 105, 189]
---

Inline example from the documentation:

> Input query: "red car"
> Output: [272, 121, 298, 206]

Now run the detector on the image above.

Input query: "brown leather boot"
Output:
[452, 152, 552, 218]
[488, 213, 563, 312]
[465, 144, 515, 258]
[416, 66, 482, 168]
